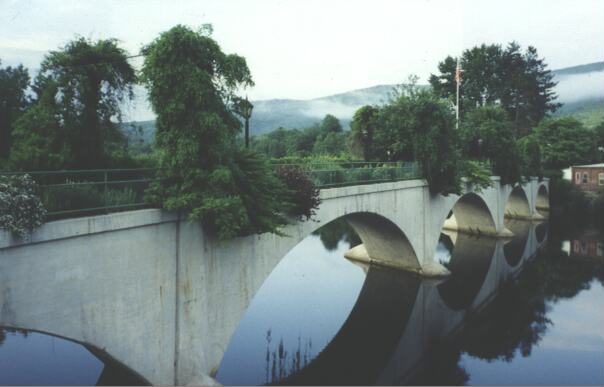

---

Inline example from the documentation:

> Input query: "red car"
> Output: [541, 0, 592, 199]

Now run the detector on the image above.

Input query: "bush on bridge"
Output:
[275, 165, 321, 221]
[0, 174, 46, 236]
[141, 25, 306, 240]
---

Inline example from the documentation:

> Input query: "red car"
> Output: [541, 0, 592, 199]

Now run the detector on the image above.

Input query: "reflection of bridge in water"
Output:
[0, 177, 549, 385]
[280, 221, 547, 385]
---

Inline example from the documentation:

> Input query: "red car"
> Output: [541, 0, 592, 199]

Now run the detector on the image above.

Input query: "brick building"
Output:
[571, 163, 604, 193]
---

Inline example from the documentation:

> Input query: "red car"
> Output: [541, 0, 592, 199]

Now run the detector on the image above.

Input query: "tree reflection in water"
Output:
[457, 263, 552, 361]
[312, 218, 362, 251]
[411, 224, 603, 385]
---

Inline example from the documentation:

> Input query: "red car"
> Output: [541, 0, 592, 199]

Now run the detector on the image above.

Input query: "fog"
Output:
[554, 71, 604, 103]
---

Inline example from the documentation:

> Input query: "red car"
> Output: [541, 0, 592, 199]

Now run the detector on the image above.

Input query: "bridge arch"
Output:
[442, 193, 498, 236]
[341, 212, 420, 272]
[536, 184, 549, 216]
[505, 186, 531, 220]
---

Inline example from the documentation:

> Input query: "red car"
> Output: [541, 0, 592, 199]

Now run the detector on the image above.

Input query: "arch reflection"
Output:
[0, 327, 147, 386]
[282, 265, 420, 385]
[437, 232, 497, 311]
[503, 220, 532, 267]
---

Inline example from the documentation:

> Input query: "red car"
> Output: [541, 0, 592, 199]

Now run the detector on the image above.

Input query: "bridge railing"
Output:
[2, 161, 422, 220]
[1, 168, 156, 220]
[273, 161, 421, 188]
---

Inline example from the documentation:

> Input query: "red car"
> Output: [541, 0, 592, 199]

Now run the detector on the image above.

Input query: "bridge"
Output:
[0, 176, 549, 385]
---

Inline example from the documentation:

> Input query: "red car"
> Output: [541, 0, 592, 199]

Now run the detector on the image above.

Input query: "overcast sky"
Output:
[1, 0, 602, 111]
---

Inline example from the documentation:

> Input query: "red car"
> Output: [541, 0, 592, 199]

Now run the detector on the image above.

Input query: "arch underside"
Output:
[505, 186, 532, 220]
[443, 193, 499, 237]
[342, 212, 422, 273]
[536, 185, 550, 216]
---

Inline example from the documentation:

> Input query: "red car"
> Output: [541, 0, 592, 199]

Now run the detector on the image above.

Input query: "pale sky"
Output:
[1, 0, 602, 119]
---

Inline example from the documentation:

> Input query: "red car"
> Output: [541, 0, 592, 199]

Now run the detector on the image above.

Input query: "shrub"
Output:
[461, 160, 493, 193]
[0, 174, 46, 236]
[275, 165, 321, 221]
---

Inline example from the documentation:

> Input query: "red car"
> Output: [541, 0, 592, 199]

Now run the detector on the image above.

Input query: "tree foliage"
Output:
[252, 115, 348, 158]
[275, 165, 321, 221]
[141, 25, 293, 239]
[459, 106, 521, 185]
[349, 105, 380, 160]
[430, 42, 560, 137]
[9, 38, 136, 170]
[349, 82, 461, 195]
[0, 61, 30, 160]
[518, 135, 542, 179]
[534, 117, 600, 170]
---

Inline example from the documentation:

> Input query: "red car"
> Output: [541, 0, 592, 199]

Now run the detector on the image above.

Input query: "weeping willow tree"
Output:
[141, 25, 293, 239]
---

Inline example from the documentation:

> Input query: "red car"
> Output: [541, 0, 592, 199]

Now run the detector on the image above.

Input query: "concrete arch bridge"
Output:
[0, 176, 549, 385]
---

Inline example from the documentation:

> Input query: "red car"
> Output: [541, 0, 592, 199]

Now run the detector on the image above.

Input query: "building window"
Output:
[599, 173, 604, 186]
[576, 172, 581, 183]
[582, 172, 589, 184]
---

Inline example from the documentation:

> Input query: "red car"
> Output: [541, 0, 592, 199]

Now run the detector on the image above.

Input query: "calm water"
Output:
[216, 219, 604, 385]
[1, 218, 602, 385]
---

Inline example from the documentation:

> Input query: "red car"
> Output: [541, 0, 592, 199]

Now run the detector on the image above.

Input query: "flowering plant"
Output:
[0, 174, 47, 236]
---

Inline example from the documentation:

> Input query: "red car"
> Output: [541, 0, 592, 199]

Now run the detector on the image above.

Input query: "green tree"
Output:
[596, 120, 604, 162]
[459, 106, 521, 185]
[10, 38, 136, 170]
[9, 83, 70, 170]
[534, 117, 600, 169]
[518, 134, 542, 178]
[312, 131, 346, 155]
[349, 105, 380, 160]
[319, 114, 343, 134]
[141, 25, 291, 239]
[0, 61, 30, 160]
[40, 37, 135, 167]
[429, 42, 559, 136]
[406, 88, 461, 194]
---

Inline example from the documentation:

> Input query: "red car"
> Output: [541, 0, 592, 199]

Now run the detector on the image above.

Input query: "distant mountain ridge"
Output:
[552, 61, 604, 76]
[250, 84, 401, 134]
[121, 61, 603, 146]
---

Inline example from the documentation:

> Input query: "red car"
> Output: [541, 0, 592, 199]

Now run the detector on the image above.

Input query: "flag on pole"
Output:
[455, 61, 463, 84]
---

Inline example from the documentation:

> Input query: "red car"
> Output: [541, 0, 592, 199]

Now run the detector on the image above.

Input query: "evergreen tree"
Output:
[429, 42, 559, 137]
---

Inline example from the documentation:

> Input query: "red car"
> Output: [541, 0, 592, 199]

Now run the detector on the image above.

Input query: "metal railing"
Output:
[1, 168, 156, 220]
[2, 161, 422, 220]
[273, 161, 421, 188]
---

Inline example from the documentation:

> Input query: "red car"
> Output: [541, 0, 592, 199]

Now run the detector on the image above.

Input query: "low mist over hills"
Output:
[551, 61, 604, 128]
[250, 84, 398, 135]
[121, 61, 604, 147]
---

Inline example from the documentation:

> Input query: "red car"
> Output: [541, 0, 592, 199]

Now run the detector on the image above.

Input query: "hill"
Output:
[552, 61, 603, 127]
[250, 84, 399, 135]
[119, 61, 603, 149]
